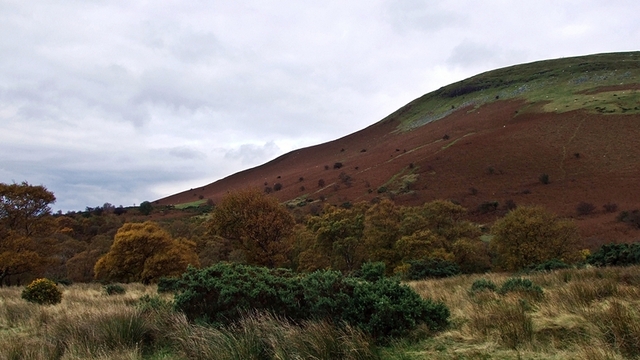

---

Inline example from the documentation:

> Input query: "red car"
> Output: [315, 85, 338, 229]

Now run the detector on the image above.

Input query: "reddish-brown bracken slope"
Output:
[157, 52, 640, 246]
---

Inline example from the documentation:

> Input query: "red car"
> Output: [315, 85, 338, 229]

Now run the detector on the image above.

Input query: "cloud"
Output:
[0, 0, 639, 211]
[168, 146, 206, 160]
[224, 142, 281, 166]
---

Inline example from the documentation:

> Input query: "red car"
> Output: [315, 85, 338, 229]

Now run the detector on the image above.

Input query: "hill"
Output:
[156, 51, 640, 246]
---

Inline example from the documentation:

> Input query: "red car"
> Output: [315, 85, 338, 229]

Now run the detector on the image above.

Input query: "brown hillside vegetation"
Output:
[156, 52, 640, 247]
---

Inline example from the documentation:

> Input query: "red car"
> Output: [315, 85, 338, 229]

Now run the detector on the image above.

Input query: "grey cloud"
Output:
[1, 1, 639, 212]
[224, 142, 281, 166]
[168, 146, 207, 160]
[385, 0, 461, 33]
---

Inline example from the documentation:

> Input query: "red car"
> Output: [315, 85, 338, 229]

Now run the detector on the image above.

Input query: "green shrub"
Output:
[171, 263, 449, 341]
[588, 242, 640, 267]
[172, 263, 303, 326]
[499, 278, 543, 299]
[103, 284, 126, 295]
[526, 259, 571, 272]
[157, 277, 180, 293]
[21, 278, 62, 305]
[404, 258, 461, 280]
[137, 294, 173, 313]
[353, 262, 386, 282]
[470, 279, 498, 293]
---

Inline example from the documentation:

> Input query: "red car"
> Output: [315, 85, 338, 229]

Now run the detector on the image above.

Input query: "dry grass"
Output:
[3, 266, 640, 359]
[407, 266, 640, 359]
[0, 283, 377, 360]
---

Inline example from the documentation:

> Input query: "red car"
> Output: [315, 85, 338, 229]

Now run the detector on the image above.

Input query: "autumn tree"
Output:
[94, 221, 199, 283]
[66, 234, 113, 282]
[389, 201, 485, 272]
[490, 206, 581, 271]
[301, 202, 369, 272]
[0, 182, 56, 286]
[0, 182, 56, 237]
[363, 199, 403, 270]
[208, 189, 295, 268]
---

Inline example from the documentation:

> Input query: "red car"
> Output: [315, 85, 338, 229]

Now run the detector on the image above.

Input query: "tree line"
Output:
[1, 182, 584, 286]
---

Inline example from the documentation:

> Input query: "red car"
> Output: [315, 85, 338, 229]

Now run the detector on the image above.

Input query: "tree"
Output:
[490, 206, 581, 271]
[302, 202, 369, 272]
[363, 199, 403, 270]
[0, 181, 56, 237]
[139, 201, 153, 215]
[94, 221, 199, 283]
[208, 189, 295, 268]
[0, 182, 56, 286]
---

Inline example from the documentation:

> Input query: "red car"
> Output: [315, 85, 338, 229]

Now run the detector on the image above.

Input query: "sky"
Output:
[1, 1, 639, 212]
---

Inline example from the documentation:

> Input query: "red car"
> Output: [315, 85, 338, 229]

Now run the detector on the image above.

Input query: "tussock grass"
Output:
[0, 283, 377, 360]
[407, 266, 640, 359]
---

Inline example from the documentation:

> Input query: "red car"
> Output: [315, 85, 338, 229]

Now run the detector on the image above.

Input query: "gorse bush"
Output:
[170, 263, 449, 341]
[103, 283, 126, 295]
[21, 278, 62, 305]
[588, 242, 640, 267]
[499, 278, 543, 299]
[404, 258, 461, 280]
[353, 261, 386, 282]
[470, 278, 498, 293]
[526, 258, 571, 272]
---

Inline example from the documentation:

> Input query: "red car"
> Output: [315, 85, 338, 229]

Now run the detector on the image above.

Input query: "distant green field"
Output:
[174, 199, 206, 209]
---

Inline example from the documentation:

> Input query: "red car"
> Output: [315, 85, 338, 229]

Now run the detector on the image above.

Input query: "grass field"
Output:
[2, 265, 640, 359]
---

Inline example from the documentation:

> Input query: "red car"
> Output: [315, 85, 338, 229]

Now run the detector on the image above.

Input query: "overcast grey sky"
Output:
[1, 1, 638, 211]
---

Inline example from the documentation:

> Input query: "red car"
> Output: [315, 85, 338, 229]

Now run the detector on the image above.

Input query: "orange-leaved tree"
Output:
[94, 221, 199, 283]
[208, 188, 295, 268]
[0, 182, 56, 286]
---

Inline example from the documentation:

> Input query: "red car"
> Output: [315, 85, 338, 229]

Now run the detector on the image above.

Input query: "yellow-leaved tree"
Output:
[208, 189, 295, 268]
[301, 202, 369, 272]
[94, 221, 199, 283]
[490, 206, 581, 271]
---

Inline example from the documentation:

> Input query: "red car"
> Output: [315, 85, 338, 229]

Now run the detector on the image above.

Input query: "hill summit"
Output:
[156, 51, 640, 244]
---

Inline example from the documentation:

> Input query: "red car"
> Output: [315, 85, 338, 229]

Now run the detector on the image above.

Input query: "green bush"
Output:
[588, 242, 640, 267]
[21, 278, 62, 305]
[157, 277, 180, 293]
[353, 262, 386, 282]
[526, 259, 571, 272]
[499, 278, 543, 299]
[137, 294, 173, 313]
[171, 263, 449, 341]
[470, 278, 498, 293]
[103, 284, 126, 295]
[404, 258, 461, 280]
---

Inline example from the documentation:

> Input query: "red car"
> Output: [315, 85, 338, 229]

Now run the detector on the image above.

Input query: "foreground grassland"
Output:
[2, 266, 640, 359]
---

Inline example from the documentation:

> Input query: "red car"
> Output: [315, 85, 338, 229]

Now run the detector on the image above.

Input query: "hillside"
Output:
[156, 51, 640, 246]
